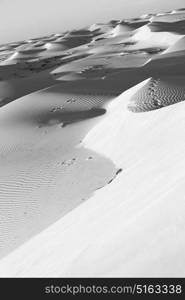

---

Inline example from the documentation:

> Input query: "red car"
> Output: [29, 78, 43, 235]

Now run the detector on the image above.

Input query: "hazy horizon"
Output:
[0, 0, 185, 44]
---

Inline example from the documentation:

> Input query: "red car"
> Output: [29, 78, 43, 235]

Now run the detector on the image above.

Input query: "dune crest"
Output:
[0, 7, 185, 277]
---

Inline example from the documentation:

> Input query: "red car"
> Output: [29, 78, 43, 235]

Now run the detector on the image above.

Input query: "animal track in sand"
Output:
[50, 106, 64, 113]
[60, 158, 77, 167]
[66, 98, 77, 104]
[86, 156, 93, 160]
[50, 99, 78, 114]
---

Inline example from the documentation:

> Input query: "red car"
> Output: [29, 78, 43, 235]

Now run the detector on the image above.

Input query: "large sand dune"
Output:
[0, 7, 185, 277]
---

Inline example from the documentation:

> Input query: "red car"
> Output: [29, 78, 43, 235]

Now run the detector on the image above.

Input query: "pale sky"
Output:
[0, 0, 184, 44]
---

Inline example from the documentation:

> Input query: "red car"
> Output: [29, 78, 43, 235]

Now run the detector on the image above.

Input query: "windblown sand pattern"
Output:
[0, 86, 118, 257]
[128, 76, 185, 112]
[1, 7, 185, 276]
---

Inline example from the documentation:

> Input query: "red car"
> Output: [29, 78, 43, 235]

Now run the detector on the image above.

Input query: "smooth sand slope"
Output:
[1, 81, 185, 276]
[0, 7, 185, 276]
[0, 82, 119, 258]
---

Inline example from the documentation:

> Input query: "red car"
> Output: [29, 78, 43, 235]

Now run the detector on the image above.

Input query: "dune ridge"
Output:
[0, 7, 185, 276]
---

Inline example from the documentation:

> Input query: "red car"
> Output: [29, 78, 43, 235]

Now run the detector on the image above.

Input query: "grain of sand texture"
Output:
[0, 7, 185, 277]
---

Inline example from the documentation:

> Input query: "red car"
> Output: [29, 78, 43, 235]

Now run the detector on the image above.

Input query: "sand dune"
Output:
[150, 12, 185, 23]
[0, 7, 185, 277]
[128, 76, 185, 112]
[45, 42, 68, 51]
[1, 80, 185, 277]
[164, 35, 185, 53]
[0, 82, 119, 258]
[0, 72, 58, 107]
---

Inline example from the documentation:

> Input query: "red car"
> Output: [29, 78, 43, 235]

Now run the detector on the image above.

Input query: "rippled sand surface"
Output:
[0, 7, 185, 277]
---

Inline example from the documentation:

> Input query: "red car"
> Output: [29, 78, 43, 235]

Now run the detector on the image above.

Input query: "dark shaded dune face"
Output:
[121, 20, 148, 29]
[94, 37, 106, 42]
[105, 68, 147, 90]
[149, 20, 185, 34]
[122, 46, 164, 55]
[59, 36, 92, 48]
[46, 78, 125, 95]
[176, 8, 185, 11]
[2, 98, 106, 128]
[42, 37, 58, 42]
[17, 48, 46, 55]
[128, 76, 185, 112]
[69, 29, 92, 36]
[142, 47, 164, 54]
[8, 43, 21, 48]
[143, 53, 185, 77]
[147, 11, 185, 33]
[0, 77, 57, 108]
[151, 13, 185, 23]
[17, 48, 46, 57]
[0, 55, 66, 80]
[109, 20, 120, 26]
[38, 108, 106, 127]
[6, 106, 106, 128]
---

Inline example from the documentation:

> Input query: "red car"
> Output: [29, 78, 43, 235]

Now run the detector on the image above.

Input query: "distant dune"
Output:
[0, 7, 185, 277]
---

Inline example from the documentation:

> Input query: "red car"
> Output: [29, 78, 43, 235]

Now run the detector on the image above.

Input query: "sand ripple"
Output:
[128, 76, 185, 112]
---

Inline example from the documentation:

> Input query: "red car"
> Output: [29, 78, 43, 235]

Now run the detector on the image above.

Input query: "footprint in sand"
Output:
[61, 158, 77, 167]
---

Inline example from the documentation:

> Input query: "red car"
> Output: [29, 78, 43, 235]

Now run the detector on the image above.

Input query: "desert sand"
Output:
[0, 7, 185, 277]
